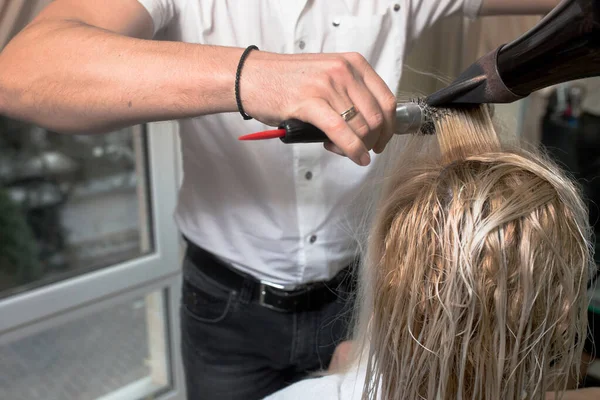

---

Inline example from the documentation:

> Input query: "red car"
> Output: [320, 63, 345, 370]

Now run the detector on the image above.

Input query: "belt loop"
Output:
[238, 278, 254, 304]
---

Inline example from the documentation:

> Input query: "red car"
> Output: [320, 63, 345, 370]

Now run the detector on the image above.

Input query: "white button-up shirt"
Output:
[137, 0, 482, 286]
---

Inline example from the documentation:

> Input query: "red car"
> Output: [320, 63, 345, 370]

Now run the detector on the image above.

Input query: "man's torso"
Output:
[135, 0, 479, 285]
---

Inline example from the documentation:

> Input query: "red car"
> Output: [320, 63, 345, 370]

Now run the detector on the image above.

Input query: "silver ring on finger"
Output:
[340, 105, 359, 122]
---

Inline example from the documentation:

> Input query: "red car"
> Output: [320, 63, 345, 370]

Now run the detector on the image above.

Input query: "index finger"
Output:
[359, 65, 397, 154]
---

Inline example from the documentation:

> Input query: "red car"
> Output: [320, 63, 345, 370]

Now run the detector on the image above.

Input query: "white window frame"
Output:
[0, 121, 185, 400]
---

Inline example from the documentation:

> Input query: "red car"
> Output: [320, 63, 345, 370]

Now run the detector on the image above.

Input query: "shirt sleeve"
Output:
[136, 0, 185, 34]
[463, 0, 485, 18]
[406, 0, 484, 41]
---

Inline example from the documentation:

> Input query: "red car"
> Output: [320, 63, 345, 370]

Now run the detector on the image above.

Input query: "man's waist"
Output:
[177, 223, 357, 286]
[183, 238, 358, 313]
[228, 258, 352, 289]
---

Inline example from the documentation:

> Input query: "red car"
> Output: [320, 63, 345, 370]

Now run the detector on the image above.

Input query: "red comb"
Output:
[238, 129, 286, 141]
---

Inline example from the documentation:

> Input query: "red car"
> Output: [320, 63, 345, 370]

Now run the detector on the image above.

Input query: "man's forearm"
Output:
[481, 0, 561, 15]
[0, 0, 399, 165]
[0, 19, 243, 134]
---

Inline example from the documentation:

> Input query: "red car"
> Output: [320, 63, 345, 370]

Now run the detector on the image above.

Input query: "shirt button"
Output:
[393, 4, 401, 11]
[309, 235, 317, 244]
[332, 19, 341, 27]
[305, 171, 313, 180]
[298, 40, 306, 50]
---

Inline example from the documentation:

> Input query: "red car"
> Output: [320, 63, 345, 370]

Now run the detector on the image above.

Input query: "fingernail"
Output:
[360, 152, 371, 166]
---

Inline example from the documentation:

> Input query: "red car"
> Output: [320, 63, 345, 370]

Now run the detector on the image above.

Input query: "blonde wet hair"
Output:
[349, 105, 593, 400]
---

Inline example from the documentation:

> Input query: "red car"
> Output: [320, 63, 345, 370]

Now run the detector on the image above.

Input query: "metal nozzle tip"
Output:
[395, 102, 424, 135]
[395, 99, 455, 135]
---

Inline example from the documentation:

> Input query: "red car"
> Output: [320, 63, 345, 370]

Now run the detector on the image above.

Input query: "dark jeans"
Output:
[180, 254, 355, 400]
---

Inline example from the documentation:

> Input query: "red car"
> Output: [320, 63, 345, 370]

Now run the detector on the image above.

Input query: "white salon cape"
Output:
[264, 363, 370, 400]
[136, 0, 483, 286]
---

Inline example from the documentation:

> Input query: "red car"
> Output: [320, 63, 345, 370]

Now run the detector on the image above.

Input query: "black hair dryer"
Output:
[427, 0, 600, 106]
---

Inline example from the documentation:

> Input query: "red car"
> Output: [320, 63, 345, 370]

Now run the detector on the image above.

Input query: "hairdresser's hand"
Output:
[328, 340, 354, 372]
[240, 51, 397, 166]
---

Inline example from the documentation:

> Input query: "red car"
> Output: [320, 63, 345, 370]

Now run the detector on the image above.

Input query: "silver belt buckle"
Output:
[258, 279, 297, 311]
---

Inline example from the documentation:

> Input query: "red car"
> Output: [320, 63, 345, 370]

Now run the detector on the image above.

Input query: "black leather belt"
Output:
[184, 238, 355, 313]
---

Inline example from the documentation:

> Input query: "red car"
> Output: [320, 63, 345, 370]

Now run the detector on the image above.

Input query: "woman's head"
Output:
[355, 106, 593, 400]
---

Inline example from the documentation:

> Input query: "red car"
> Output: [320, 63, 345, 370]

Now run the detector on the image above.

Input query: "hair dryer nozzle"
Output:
[425, 47, 523, 107]
[427, 0, 600, 108]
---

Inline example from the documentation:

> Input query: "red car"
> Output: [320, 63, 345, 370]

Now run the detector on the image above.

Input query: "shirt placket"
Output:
[293, 144, 327, 282]
[291, 0, 310, 53]
[290, 5, 329, 282]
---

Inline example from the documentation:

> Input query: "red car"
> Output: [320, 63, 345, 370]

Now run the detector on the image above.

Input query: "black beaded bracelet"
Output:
[235, 45, 259, 120]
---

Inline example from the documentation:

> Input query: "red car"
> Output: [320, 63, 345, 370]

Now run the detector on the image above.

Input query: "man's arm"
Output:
[480, 0, 561, 15]
[0, 0, 244, 133]
[0, 0, 398, 166]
